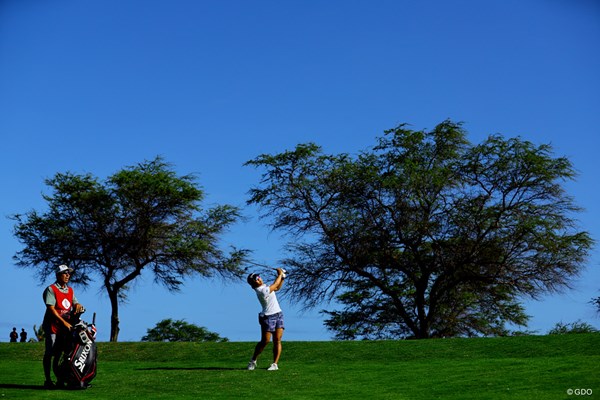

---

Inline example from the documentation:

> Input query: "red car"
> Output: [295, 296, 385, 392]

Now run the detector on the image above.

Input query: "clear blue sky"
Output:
[1, 0, 598, 342]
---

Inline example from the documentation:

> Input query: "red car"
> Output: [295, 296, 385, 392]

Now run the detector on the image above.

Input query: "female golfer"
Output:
[246, 268, 285, 371]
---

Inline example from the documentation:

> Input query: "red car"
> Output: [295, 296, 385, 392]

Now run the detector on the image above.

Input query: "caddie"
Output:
[42, 264, 85, 389]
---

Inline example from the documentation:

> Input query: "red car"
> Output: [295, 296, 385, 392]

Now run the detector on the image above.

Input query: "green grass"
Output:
[1, 334, 599, 399]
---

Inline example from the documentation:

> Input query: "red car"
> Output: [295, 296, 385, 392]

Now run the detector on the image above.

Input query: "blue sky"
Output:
[1, 0, 599, 342]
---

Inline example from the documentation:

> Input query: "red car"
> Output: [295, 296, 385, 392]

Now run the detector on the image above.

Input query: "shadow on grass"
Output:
[0, 383, 47, 390]
[136, 366, 245, 371]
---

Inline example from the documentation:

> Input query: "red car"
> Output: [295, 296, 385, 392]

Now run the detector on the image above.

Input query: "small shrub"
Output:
[142, 318, 229, 342]
[547, 320, 599, 335]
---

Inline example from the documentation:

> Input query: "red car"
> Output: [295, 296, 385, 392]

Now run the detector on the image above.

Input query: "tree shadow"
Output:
[136, 366, 245, 371]
[0, 383, 47, 390]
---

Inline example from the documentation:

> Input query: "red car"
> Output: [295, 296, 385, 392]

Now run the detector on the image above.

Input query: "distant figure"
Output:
[10, 327, 18, 342]
[20, 328, 28, 343]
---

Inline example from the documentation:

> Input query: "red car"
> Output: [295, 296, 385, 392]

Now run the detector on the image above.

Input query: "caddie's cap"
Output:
[56, 264, 74, 275]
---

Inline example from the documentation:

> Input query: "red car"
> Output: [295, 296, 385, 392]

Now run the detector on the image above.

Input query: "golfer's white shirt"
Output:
[254, 284, 282, 316]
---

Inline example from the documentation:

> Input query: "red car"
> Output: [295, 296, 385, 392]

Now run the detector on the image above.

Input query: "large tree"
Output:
[12, 157, 247, 341]
[246, 120, 593, 339]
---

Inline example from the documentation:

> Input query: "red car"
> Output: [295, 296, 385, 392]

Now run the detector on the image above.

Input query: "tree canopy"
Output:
[141, 319, 228, 342]
[246, 120, 593, 339]
[592, 296, 600, 314]
[12, 157, 247, 341]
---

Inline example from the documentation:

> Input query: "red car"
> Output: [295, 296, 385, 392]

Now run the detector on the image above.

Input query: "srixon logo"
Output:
[74, 342, 93, 373]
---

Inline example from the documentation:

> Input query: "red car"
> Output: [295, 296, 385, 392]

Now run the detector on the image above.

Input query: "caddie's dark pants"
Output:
[43, 332, 67, 381]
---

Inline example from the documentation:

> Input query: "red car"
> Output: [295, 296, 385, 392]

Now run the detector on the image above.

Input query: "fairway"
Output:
[1, 334, 598, 399]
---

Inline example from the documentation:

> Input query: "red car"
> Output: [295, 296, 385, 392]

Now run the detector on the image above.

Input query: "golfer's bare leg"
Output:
[272, 328, 283, 364]
[252, 331, 271, 361]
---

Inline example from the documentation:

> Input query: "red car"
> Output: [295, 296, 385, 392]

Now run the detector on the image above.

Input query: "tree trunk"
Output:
[415, 278, 430, 339]
[108, 288, 120, 342]
[105, 267, 143, 342]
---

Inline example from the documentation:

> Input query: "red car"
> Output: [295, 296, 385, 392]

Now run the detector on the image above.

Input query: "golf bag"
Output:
[58, 312, 98, 389]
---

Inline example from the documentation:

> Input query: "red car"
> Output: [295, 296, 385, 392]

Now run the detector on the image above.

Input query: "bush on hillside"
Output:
[142, 319, 229, 342]
[548, 320, 598, 335]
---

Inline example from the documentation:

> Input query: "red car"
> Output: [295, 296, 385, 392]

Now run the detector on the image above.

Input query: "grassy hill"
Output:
[1, 334, 598, 399]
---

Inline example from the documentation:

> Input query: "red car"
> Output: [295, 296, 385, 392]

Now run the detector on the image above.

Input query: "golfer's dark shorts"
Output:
[259, 312, 284, 332]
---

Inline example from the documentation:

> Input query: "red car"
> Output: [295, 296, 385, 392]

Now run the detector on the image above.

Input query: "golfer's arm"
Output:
[269, 275, 284, 292]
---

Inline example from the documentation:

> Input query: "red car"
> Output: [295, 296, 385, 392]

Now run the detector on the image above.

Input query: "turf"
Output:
[1, 334, 598, 399]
